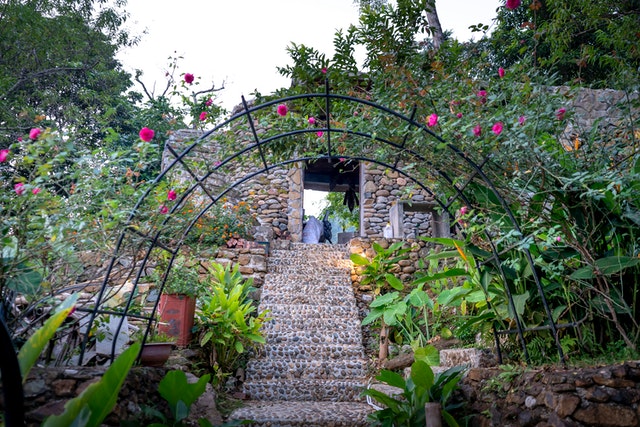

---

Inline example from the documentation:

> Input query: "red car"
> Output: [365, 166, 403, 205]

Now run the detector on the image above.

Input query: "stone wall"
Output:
[348, 237, 439, 284]
[10, 361, 640, 427]
[360, 163, 435, 239]
[7, 365, 222, 427]
[458, 361, 640, 427]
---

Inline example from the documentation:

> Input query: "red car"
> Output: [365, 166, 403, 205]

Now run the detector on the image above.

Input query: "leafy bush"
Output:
[195, 263, 269, 386]
[362, 356, 465, 427]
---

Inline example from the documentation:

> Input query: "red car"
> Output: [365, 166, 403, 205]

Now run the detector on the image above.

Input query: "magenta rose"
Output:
[427, 113, 438, 127]
[14, 183, 25, 196]
[29, 128, 42, 140]
[556, 108, 567, 120]
[139, 127, 155, 142]
[492, 122, 504, 136]
[0, 149, 9, 162]
[199, 111, 208, 121]
[184, 73, 194, 84]
[473, 125, 482, 137]
[506, 0, 521, 10]
[277, 104, 288, 116]
[167, 189, 177, 201]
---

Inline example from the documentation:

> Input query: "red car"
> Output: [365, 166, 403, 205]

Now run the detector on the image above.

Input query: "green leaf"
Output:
[376, 368, 406, 389]
[350, 253, 370, 265]
[43, 343, 139, 427]
[385, 273, 404, 290]
[413, 345, 439, 366]
[595, 256, 640, 275]
[158, 370, 211, 422]
[410, 360, 434, 390]
[509, 291, 530, 318]
[19, 294, 79, 382]
[370, 292, 400, 308]
[570, 266, 595, 280]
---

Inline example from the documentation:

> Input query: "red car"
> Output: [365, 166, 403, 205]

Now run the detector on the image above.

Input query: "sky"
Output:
[117, 0, 502, 111]
[116, 0, 502, 217]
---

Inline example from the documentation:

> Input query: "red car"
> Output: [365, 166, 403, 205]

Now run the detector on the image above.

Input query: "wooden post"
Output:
[424, 402, 442, 427]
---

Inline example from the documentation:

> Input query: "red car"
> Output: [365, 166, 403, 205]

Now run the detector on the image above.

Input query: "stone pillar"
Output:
[288, 166, 304, 242]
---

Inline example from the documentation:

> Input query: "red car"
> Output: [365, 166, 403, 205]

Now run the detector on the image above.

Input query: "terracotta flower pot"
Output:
[158, 294, 196, 347]
[139, 342, 174, 367]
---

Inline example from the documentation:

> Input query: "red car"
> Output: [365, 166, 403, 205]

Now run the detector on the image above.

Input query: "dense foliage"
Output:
[269, 0, 640, 363]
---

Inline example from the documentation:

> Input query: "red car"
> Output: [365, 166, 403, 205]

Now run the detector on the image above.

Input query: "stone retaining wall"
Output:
[458, 361, 640, 427]
[7, 365, 222, 427]
[9, 361, 640, 427]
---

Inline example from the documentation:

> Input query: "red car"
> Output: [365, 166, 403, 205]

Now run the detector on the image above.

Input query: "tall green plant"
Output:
[352, 241, 410, 360]
[195, 263, 269, 385]
[362, 356, 464, 427]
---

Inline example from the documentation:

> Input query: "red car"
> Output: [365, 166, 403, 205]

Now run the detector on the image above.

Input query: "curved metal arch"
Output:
[77, 82, 564, 366]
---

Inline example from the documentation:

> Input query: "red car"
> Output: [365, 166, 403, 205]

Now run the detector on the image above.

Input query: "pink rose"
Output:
[29, 128, 42, 140]
[321, 67, 327, 74]
[519, 115, 526, 125]
[205, 98, 213, 107]
[492, 122, 504, 136]
[0, 149, 9, 162]
[159, 205, 169, 214]
[427, 113, 438, 127]
[308, 117, 316, 125]
[199, 111, 207, 121]
[167, 189, 177, 201]
[14, 183, 25, 195]
[459, 206, 468, 215]
[32, 187, 41, 195]
[317, 131, 324, 137]
[339, 157, 346, 162]
[214, 160, 222, 167]
[184, 73, 194, 84]
[139, 127, 155, 142]
[277, 104, 288, 116]
[477, 90, 487, 104]
[473, 125, 482, 137]
[506, 0, 521, 10]
[498, 67, 505, 78]
[556, 108, 566, 120]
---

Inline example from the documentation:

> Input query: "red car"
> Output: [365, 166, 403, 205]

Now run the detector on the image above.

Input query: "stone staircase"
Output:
[228, 243, 374, 426]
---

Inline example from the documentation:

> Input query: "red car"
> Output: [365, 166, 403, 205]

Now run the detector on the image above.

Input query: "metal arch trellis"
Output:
[70, 78, 569, 368]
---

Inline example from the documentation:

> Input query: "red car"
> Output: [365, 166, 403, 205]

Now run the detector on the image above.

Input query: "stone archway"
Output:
[76, 84, 565, 366]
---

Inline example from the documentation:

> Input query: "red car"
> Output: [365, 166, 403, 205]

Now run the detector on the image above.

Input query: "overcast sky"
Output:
[117, 0, 502, 111]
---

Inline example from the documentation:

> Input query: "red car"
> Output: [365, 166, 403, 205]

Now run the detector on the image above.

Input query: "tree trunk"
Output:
[379, 321, 390, 360]
[425, 0, 444, 50]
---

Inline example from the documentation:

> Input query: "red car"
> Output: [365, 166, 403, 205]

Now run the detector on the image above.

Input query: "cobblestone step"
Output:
[262, 274, 352, 288]
[260, 343, 365, 360]
[260, 292, 356, 307]
[261, 317, 362, 333]
[228, 401, 373, 426]
[266, 265, 351, 276]
[245, 359, 369, 381]
[239, 242, 369, 419]
[242, 378, 368, 402]
[259, 303, 359, 320]
[262, 329, 363, 346]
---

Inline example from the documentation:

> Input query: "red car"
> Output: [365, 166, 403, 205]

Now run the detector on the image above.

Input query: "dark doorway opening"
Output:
[303, 158, 360, 243]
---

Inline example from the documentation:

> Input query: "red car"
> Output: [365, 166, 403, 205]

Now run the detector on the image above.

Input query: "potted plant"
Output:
[138, 330, 175, 367]
[156, 256, 202, 347]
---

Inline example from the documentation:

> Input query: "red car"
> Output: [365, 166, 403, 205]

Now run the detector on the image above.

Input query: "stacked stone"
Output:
[229, 242, 373, 426]
[163, 129, 303, 243]
[349, 237, 436, 283]
[361, 163, 433, 238]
